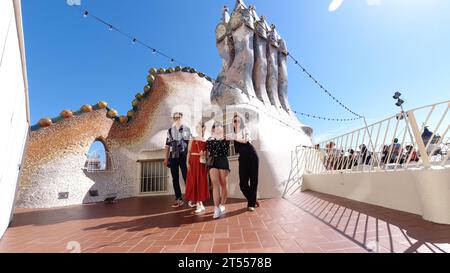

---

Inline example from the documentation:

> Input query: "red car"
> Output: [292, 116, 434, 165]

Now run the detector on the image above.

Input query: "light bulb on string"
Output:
[152, 49, 157, 55]
[132, 38, 137, 44]
[108, 24, 113, 31]
[170, 59, 174, 64]
[83, 11, 89, 18]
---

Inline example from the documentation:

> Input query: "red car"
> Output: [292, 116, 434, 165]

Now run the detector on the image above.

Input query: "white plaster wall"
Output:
[0, 0, 29, 237]
[303, 167, 450, 224]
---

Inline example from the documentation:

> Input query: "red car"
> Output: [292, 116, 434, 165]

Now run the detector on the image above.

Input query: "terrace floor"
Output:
[1, 191, 449, 253]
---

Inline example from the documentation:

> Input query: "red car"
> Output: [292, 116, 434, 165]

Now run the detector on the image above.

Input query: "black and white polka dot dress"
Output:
[206, 138, 230, 172]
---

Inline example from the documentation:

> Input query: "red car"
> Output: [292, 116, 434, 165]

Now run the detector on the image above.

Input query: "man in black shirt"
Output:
[164, 112, 192, 208]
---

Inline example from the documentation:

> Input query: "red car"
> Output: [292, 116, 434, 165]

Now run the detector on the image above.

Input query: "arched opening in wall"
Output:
[84, 138, 113, 172]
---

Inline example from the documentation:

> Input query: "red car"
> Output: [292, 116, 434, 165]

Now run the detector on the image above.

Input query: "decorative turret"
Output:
[230, 0, 254, 31]
[255, 15, 269, 39]
[211, 0, 310, 117]
[278, 38, 288, 55]
[234, 0, 247, 10]
[268, 24, 280, 48]
[209, 0, 313, 201]
[221, 5, 230, 23]
[248, 5, 259, 21]
[216, 6, 232, 43]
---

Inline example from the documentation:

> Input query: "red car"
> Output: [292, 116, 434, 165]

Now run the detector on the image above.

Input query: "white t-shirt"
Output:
[234, 127, 252, 143]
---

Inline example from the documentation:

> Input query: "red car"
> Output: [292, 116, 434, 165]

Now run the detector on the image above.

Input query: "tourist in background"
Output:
[164, 112, 191, 208]
[405, 145, 420, 163]
[359, 144, 372, 165]
[381, 145, 390, 165]
[325, 141, 337, 170]
[390, 138, 401, 163]
[206, 122, 230, 219]
[185, 121, 209, 214]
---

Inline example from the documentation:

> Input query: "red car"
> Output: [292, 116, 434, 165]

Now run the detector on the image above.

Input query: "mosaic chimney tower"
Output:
[210, 0, 313, 198]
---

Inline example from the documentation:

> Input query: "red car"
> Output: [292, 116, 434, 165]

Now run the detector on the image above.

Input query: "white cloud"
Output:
[66, 0, 81, 6]
[328, 0, 382, 12]
[367, 0, 382, 6]
[329, 0, 345, 12]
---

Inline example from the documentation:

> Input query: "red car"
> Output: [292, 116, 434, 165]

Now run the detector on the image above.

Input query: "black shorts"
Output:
[209, 156, 230, 172]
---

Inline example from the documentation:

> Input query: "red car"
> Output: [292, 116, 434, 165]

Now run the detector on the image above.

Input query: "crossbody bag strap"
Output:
[209, 141, 221, 158]
[168, 127, 174, 141]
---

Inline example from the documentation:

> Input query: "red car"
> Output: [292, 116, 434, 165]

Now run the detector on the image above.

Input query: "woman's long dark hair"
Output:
[233, 114, 246, 134]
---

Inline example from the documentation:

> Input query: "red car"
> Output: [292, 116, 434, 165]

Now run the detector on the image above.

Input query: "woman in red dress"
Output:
[185, 121, 209, 214]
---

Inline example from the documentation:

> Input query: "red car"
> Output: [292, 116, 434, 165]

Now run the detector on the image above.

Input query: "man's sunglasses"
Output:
[173, 116, 181, 120]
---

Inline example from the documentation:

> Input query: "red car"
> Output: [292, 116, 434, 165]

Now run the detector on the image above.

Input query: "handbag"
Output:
[206, 142, 219, 167]
[196, 141, 207, 164]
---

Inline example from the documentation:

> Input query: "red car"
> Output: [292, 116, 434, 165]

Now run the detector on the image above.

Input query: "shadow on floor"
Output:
[10, 196, 247, 229]
[285, 190, 450, 253]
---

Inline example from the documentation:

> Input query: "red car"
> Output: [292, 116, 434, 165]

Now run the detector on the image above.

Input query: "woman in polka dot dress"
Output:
[206, 122, 230, 219]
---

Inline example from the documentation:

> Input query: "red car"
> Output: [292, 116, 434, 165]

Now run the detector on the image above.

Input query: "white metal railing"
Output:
[316, 100, 450, 172]
[283, 100, 449, 197]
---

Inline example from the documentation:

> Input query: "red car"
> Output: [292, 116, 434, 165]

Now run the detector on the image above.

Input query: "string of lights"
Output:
[287, 54, 364, 119]
[235, 7, 364, 119]
[78, 7, 187, 67]
[69, 5, 362, 124]
[214, 80, 361, 122]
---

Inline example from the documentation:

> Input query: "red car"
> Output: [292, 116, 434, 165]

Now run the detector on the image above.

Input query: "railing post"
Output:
[407, 111, 431, 169]
[363, 118, 378, 167]
[283, 150, 294, 198]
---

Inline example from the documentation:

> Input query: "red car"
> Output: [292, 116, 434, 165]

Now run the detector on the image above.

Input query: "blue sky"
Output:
[21, 0, 450, 142]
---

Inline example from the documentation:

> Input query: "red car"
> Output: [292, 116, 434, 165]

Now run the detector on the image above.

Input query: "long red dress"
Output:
[185, 140, 210, 202]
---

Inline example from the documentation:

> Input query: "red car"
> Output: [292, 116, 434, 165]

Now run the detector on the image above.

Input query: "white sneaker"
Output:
[219, 204, 226, 214]
[213, 207, 221, 219]
[195, 205, 205, 214]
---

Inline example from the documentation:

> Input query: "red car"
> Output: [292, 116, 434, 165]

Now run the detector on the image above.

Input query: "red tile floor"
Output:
[1, 191, 449, 253]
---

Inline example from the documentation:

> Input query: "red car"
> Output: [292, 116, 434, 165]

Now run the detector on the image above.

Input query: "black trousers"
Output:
[238, 155, 259, 207]
[169, 154, 187, 201]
